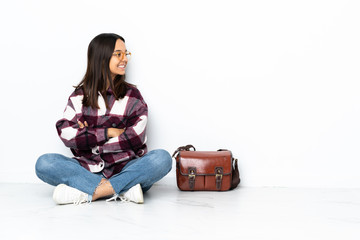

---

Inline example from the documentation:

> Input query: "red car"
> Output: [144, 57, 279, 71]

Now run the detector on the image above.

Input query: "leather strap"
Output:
[217, 149, 229, 152]
[172, 144, 196, 158]
[215, 167, 223, 190]
[188, 167, 196, 190]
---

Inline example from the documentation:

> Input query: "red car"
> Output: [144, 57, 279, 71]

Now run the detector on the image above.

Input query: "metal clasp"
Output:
[189, 169, 196, 179]
[216, 168, 223, 180]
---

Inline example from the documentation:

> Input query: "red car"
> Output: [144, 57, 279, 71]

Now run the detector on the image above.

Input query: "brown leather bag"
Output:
[172, 145, 240, 191]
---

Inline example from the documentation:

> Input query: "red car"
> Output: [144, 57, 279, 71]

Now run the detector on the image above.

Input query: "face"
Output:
[109, 39, 128, 79]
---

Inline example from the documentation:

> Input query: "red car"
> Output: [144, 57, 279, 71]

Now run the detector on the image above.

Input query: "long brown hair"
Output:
[75, 33, 132, 109]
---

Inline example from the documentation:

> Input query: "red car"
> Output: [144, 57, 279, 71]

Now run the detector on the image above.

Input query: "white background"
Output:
[0, 0, 359, 188]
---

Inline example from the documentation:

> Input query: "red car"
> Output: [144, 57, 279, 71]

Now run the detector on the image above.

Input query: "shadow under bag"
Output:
[172, 145, 241, 191]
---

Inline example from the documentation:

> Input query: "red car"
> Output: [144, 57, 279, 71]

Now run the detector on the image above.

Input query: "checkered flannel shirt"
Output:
[56, 86, 148, 178]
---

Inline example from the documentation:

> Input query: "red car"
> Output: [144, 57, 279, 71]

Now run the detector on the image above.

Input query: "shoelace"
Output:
[106, 194, 130, 203]
[73, 193, 89, 205]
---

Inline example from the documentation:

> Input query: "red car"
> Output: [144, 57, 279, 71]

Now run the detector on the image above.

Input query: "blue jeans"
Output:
[35, 149, 172, 199]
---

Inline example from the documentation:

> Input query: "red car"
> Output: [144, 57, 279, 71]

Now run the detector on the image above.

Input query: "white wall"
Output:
[1, 0, 359, 188]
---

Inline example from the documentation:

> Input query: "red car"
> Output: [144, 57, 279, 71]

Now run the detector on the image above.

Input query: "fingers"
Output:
[78, 121, 88, 129]
[78, 121, 89, 129]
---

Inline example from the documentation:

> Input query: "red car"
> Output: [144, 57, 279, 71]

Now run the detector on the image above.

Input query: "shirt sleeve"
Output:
[56, 95, 108, 150]
[96, 95, 148, 154]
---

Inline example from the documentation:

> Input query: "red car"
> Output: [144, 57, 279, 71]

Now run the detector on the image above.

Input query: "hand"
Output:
[107, 128, 125, 138]
[78, 121, 88, 129]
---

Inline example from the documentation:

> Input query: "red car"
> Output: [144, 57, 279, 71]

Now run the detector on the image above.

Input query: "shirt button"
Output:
[112, 123, 117, 127]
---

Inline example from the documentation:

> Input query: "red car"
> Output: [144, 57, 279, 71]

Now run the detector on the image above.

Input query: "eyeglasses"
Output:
[112, 50, 131, 61]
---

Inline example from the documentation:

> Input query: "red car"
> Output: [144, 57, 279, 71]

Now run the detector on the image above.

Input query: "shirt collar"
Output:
[106, 87, 114, 95]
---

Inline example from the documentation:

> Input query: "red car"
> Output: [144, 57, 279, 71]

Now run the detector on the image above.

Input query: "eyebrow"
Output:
[114, 49, 127, 52]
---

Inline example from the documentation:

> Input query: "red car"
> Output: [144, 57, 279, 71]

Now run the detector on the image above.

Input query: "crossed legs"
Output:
[35, 149, 172, 202]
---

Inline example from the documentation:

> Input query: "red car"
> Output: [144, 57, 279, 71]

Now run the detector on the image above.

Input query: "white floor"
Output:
[1, 179, 360, 240]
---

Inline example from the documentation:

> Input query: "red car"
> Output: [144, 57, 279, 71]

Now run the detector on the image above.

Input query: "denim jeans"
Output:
[35, 149, 172, 199]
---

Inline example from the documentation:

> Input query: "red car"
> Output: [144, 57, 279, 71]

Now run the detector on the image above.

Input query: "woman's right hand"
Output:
[107, 128, 125, 138]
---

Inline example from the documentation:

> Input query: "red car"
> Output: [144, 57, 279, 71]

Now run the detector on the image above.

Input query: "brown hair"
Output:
[75, 33, 132, 109]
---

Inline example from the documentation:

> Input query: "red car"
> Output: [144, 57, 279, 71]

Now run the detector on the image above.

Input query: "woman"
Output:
[35, 33, 172, 205]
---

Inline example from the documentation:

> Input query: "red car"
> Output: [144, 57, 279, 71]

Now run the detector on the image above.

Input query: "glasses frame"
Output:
[112, 50, 131, 61]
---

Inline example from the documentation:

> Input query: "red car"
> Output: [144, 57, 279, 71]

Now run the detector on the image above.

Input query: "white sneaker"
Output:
[106, 184, 144, 204]
[123, 184, 144, 203]
[53, 184, 89, 205]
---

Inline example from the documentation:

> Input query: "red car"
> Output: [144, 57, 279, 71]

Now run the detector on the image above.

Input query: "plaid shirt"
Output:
[56, 86, 148, 178]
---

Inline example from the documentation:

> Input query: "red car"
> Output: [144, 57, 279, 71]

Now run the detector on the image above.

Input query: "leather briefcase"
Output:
[172, 145, 240, 191]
